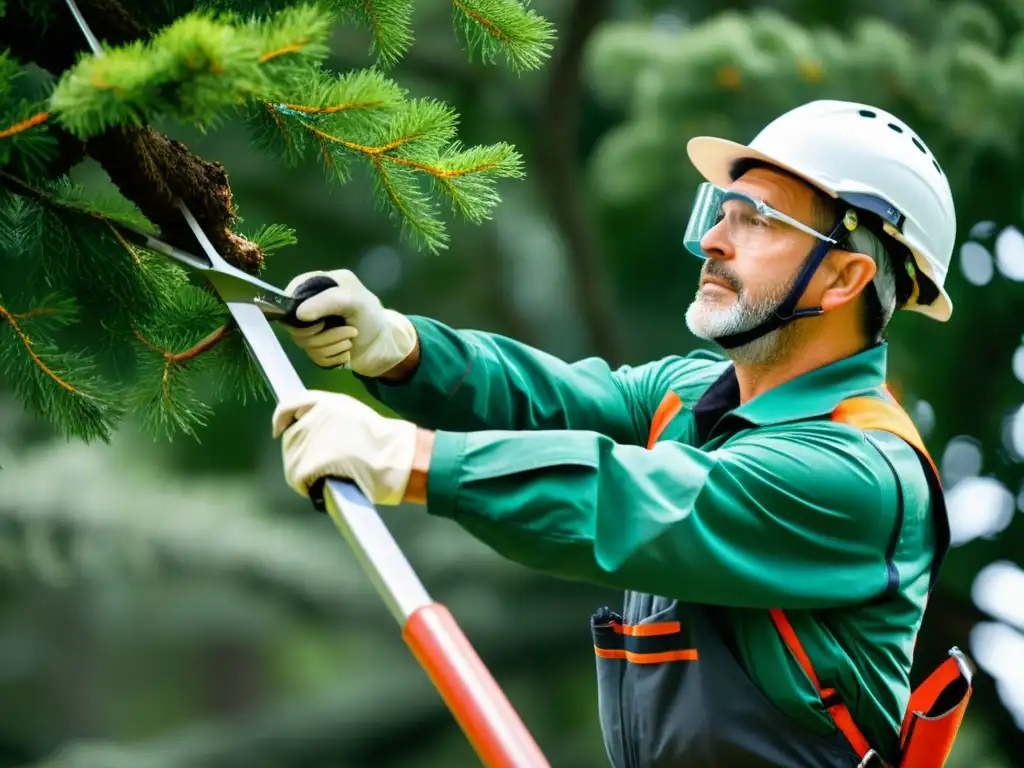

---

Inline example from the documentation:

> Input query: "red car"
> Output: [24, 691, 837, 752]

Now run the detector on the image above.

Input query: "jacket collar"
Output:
[693, 343, 889, 434]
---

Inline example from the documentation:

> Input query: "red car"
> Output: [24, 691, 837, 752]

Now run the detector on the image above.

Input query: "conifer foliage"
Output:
[0, 0, 554, 443]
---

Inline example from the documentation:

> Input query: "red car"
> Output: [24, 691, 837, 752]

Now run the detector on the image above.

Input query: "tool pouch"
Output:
[898, 647, 973, 768]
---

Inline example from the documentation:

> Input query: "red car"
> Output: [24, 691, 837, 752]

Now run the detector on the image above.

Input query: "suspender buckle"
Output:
[857, 749, 887, 768]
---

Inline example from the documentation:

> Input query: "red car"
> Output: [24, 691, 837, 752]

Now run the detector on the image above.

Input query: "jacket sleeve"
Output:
[358, 315, 695, 444]
[424, 421, 934, 609]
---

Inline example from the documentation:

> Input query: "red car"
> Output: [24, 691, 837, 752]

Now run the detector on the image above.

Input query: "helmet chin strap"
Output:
[713, 219, 851, 350]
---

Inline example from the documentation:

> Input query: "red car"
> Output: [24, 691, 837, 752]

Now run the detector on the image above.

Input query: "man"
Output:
[271, 101, 965, 767]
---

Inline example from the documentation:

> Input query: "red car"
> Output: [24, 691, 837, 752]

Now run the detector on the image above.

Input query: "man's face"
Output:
[685, 168, 824, 363]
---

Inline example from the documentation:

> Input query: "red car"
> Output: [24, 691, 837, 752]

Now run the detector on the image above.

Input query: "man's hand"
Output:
[283, 269, 418, 379]
[272, 389, 422, 505]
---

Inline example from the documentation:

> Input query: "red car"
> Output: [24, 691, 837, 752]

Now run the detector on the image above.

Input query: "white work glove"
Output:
[284, 268, 418, 377]
[272, 389, 418, 505]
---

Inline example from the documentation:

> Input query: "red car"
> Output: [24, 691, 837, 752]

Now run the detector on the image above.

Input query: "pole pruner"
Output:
[58, 3, 550, 764]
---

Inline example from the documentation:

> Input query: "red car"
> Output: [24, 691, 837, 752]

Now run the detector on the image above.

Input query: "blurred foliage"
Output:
[0, 0, 1023, 766]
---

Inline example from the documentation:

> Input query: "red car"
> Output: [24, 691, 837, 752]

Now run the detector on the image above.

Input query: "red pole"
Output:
[403, 603, 551, 767]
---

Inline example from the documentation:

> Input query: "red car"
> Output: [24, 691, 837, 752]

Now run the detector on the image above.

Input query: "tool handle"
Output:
[320, 478, 550, 768]
[282, 275, 347, 330]
[403, 603, 551, 768]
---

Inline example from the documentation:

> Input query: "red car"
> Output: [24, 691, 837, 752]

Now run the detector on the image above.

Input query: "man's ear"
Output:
[819, 250, 877, 312]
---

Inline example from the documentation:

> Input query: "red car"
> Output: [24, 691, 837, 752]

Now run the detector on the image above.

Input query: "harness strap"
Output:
[768, 609, 874, 758]
[644, 387, 967, 768]
[787, 392, 943, 764]
[831, 393, 939, 478]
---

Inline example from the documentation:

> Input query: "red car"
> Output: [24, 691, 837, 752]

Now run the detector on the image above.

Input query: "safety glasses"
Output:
[683, 182, 839, 259]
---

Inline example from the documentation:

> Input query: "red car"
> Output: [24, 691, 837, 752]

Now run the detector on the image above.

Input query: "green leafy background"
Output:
[1, 1, 1023, 766]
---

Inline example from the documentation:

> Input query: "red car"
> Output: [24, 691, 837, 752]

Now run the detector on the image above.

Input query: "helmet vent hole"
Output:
[912, 136, 927, 154]
[887, 122, 903, 133]
[932, 158, 943, 175]
[858, 109, 877, 118]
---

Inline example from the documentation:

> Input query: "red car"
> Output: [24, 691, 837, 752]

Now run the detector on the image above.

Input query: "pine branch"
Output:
[0, 110, 49, 139]
[0, 176, 161, 443]
[0, 51, 60, 178]
[254, 93, 524, 250]
[196, 0, 417, 68]
[8, 0, 550, 253]
[129, 299, 233, 440]
[42, 2, 531, 250]
[451, 0, 555, 71]
[198, 0, 556, 72]
[127, 282, 277, 439]
[0, 173, 269, 441]
[3, 52, 94, 180]
[0, 292, 119, 443]
[335, 0, 415, 68]
[247, 67, 407, 167]
[49, 3, 335, 139]
[0, 0, 554, 441]
[1, 1, 269, 273]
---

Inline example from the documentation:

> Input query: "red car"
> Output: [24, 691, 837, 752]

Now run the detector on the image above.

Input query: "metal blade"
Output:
[170, 201, 299, 317]
[64, 0, 105, 54]
[139, 235, 211, 272]
[172, 199, 230, 270]
[120, 219, 298, 318]
[222, 301, 306, 401]
[321, 478, 432, 622]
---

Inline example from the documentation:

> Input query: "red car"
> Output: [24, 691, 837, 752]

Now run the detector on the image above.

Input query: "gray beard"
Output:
[685, 278, 797, 366]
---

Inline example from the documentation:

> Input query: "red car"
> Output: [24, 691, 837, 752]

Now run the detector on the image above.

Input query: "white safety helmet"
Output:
[686, 99, 956, 321]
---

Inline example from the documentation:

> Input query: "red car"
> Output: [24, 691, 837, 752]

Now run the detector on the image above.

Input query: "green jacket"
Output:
[359, 316, 937, 759]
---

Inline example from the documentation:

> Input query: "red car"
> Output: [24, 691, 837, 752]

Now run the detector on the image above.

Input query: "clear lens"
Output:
[684, 182, 779, 259]
[684, 182, 723, 259]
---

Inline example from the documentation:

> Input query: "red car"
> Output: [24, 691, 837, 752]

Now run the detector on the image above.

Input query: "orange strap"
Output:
[770, 392, 946, 764]
[830, 394, 939, 479]
[769, 609, 874, 758]
[647, 389, 938, 470]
